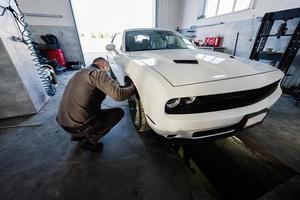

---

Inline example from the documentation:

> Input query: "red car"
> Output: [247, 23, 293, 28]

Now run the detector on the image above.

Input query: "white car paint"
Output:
[107, 28, 284, 139]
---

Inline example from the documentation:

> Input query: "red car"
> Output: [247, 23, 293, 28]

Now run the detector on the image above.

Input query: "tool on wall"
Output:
[276, 20, 288, 39]
[1, 0, 56, 96]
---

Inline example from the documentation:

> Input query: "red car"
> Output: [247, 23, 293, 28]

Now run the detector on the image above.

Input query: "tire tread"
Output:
[137, 99, 151, 133]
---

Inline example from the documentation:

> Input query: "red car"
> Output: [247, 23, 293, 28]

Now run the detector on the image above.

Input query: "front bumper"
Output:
[150, 86, 282, 139]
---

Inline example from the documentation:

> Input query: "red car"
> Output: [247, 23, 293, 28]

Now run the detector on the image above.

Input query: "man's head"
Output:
[93, 57, 110, 72]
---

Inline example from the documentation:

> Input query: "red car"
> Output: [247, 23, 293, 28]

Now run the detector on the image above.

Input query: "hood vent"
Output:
[173, 60, 198, 64]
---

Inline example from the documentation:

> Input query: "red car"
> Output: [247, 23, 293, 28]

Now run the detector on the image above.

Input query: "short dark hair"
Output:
[92, 57, 106, 63]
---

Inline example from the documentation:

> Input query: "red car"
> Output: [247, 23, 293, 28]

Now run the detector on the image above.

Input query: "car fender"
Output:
[124, 58, 172, 127]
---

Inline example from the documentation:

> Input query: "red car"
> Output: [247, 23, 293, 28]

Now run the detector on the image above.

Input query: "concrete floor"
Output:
[244, 96, 300, 174]
[243, 96, 300, 199]
[1, 70, 300, 200]
[0, 71, 210, 200]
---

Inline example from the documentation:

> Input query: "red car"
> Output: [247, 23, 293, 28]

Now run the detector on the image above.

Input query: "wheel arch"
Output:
[124, 75, 141, 100]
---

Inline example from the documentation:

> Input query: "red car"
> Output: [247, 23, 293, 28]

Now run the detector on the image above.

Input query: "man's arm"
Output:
[94, 71, 136, 101]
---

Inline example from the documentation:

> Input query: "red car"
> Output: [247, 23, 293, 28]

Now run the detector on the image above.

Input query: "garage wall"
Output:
[17, 0, 74, 26]
[181, 0, 300, 28]
[179, 0, 300, 87]
[18, 0, 84, 64]
[156, 0, 184, 30]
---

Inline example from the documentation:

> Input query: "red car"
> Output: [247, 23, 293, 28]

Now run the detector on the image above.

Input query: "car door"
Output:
[107, 33, 126, 85]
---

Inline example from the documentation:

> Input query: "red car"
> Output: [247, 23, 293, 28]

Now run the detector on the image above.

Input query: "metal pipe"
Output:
[24, 13, 63, 18]
[191, 22, 224, 29]
[233, 32, 239, 56]
[0, 123, 42, 129]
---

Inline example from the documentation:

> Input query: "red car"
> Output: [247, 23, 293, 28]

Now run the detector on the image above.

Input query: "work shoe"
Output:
[79, 139, 103, 153]
[71, 136, 85, 141]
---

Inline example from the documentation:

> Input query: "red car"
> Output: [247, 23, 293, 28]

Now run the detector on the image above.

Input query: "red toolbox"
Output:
[47, 49, 66, 67]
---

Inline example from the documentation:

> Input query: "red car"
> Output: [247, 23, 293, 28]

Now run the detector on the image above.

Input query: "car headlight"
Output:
[166, 98, 181, 108]
[183, 96, 196, 104]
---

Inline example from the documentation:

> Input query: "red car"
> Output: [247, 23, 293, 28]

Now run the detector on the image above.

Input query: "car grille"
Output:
[192, 124, 237, 138]
[165, 80, 280, 114]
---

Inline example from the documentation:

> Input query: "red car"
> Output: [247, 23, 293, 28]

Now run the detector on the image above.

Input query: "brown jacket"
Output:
[57, 64, 135, 128]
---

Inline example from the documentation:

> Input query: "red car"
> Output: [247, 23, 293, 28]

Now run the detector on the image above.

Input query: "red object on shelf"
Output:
[214, 36, 223, 47]
[209, 37, 216, 46]
[204, 37, 210, 45]
[47, 49, 66, 67]
[203, 36, 223, 47]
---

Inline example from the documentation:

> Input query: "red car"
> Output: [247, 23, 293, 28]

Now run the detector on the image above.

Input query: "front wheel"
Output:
[128, 94, 151, 133]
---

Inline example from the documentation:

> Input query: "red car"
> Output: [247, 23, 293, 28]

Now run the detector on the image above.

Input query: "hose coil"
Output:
[5, 0, 56, 96]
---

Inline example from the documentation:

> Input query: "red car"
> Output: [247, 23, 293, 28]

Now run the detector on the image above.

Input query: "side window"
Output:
[112, 33, 122, 50]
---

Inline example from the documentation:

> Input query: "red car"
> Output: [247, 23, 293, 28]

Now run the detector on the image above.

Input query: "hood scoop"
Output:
[173, 60, 198, 64]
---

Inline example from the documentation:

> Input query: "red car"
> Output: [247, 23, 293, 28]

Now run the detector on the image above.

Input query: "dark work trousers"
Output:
[61, 108, 124, 144]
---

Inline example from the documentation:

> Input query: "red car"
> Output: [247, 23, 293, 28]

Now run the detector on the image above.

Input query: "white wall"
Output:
[181, 0, 300, 28]
[156, 0, 184, 30]
[181, 0, 203, 29]
[18, 0, 75, 26]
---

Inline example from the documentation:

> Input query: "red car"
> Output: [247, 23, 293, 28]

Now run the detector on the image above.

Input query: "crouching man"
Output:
[57, 57, 135, 152]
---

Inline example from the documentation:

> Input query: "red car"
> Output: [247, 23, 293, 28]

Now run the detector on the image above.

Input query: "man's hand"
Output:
[126, 83, 136, 95]
[128, 83, 136, 93]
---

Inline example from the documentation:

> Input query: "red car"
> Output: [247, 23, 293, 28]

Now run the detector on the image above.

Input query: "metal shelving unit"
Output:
[249, 8, 300, 74]
[249, 8, 300, 105]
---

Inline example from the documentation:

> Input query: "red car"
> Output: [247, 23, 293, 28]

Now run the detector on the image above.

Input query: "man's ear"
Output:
[93, 61, 102, 69]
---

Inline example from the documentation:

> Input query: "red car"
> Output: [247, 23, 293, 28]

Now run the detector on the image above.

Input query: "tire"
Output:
[128, 94, 151, 133]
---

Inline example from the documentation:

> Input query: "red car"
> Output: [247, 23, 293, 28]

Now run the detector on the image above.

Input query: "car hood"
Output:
[131, 49, 278, 87]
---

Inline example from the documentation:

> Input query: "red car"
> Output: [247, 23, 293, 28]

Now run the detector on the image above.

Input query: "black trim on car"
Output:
[173, 60, 198, 64]
[146, 114, 155, 125]
[165, 80, 280, 114]
[192, 124, 237, 138]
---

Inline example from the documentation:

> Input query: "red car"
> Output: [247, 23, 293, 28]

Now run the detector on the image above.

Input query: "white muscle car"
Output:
[106, 28, 284, 139]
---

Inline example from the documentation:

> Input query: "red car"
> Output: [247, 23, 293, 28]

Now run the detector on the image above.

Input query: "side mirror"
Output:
[106, 44, 116, 51]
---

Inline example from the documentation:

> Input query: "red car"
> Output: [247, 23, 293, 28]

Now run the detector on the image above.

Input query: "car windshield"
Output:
[125, 30, 191, 52]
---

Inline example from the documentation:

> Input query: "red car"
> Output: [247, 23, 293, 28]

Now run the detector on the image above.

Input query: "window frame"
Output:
[204, 0, 254, 19]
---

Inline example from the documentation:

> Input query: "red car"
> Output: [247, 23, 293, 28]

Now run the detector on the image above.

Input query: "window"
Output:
[204, 0, 252, 18]
[112, 33, 122, 50]
[217, 0, 235, 15]
[0, 6, 6, 16]
[234, 0, 252, 11]
[204, 0, 218, 18]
